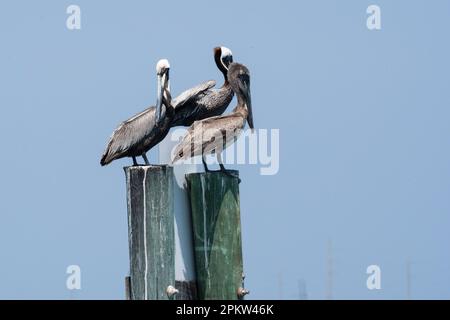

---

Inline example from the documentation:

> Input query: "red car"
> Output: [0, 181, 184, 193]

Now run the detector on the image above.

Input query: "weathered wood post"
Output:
[186, 171, 246, 300]
[124, 165, 175, 300]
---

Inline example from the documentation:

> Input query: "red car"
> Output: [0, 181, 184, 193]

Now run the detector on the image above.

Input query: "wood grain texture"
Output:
[124, 165, 175, 300]
[186, 171, 244, 300]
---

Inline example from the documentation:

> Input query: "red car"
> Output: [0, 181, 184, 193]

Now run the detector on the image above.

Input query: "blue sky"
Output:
[0, 0, 449, 299]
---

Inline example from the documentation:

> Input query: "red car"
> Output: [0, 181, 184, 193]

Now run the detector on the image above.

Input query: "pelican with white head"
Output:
[155, 59, 171, 121]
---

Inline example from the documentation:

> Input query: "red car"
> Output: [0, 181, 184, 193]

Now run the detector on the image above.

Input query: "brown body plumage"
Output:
[172, 62, 253, 174]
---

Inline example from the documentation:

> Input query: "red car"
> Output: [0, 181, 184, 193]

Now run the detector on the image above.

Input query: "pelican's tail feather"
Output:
[100, 150, 114, 166]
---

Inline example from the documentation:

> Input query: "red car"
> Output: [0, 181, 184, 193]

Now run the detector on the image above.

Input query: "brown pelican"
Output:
[170, 46, 234, 127]
[171, 63, 253, 178]
[100, 59, 172, 166]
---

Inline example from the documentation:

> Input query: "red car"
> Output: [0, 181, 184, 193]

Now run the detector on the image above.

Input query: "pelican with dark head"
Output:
[100, 59, 173, 166]
[170, 46, 234, 127]
[171, 62, 253, 179]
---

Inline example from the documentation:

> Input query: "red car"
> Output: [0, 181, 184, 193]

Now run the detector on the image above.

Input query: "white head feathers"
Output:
[156, 59, 170, 74]
[220, 47, 233, 59]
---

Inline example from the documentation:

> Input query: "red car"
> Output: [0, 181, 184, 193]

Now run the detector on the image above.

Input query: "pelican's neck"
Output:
[214, 51, 229, 86]
[223, 76, 229, 87]
[233, 95, 248, 117]
[220, 66, 229, 87]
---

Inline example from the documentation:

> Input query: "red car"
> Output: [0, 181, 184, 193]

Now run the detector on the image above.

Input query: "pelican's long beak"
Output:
[242, 81, 254, 131]
[155, 70, 170, 122]
[155, 73, 166, 122]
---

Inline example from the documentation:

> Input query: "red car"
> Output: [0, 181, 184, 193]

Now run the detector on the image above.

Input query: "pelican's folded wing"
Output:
[101, 107, 156, 164]
[172, 80, 216, 109]
[171, 114, 243, 163]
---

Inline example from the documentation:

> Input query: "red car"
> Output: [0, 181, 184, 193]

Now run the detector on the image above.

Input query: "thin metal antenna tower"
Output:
[326, 239, 333, 300]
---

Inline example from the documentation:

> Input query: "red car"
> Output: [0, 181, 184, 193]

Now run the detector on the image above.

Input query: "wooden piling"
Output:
[186, 171, 244, 300]
[124, 165, 175, 300]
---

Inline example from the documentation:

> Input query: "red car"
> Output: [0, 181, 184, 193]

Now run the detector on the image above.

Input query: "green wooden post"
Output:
[186, 171, 246, 300]
[124, 165, 175, 300]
